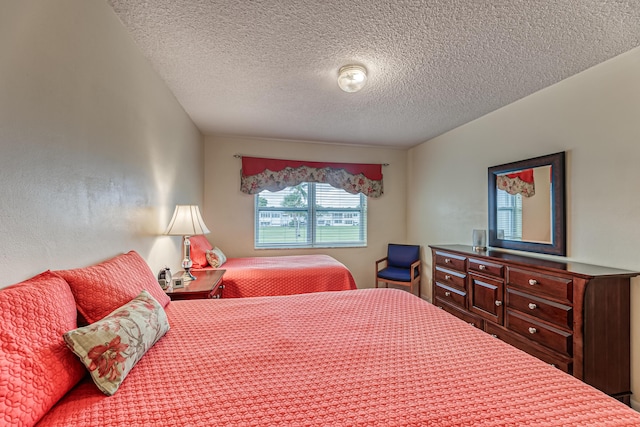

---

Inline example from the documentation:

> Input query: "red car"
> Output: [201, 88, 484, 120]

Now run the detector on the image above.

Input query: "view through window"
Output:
[255, 182, 367, 248]
[496, 190, 523, 240]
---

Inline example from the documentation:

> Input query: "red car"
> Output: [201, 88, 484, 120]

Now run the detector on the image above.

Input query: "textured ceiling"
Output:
[107, 1, 640, 148]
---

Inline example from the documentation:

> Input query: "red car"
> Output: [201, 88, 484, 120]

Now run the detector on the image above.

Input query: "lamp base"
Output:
[183, 269, 197, 281]
[180, 235, 197, 282]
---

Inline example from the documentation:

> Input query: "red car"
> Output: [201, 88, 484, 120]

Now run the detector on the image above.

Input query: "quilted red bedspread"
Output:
[38, 289, 640, 426]
[209, 254, 357, 297]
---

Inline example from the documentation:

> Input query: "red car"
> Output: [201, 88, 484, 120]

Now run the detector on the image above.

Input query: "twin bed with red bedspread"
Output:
[3, 251, 640, 426]
[187, 236, 357, 297]
[198, 254, 357, 297]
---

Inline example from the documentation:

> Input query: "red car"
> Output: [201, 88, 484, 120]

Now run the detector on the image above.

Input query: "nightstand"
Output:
[165, 269, 225, 301]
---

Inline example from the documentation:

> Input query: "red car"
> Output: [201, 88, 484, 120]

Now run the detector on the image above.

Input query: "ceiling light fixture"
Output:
[338, 65, 367, 93]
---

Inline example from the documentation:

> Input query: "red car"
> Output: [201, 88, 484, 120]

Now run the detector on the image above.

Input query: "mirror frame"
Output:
[488, 151, 566, 256]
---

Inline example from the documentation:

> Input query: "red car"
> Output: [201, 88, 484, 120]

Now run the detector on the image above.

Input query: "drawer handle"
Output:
[445, 274, 452, 280]
[528, 279, 538, 286]
[495, 300, 502, 306]
[211, 294, 220, 299]
[478, 264, 486, 270]
[528, 327, 537, 334]
[528, 303, 537, 310]
[490, 334, 498, 338]
[437, 306, 443, 309]
[445, 258, 451, 264]
[469, 322, 475, 327]
[444, 291, 451, 297]
[550, 364, 557, 368]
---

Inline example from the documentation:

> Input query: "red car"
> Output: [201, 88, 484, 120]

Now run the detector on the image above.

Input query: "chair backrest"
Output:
[387, 244, 420, 269]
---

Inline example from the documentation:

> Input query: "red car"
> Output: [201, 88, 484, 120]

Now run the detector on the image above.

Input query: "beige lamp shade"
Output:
[164, 205, 210, 236]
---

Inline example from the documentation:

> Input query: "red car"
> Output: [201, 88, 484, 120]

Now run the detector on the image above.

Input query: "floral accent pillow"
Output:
[205, 247, 227, 268]
[63, 290, 170, 396]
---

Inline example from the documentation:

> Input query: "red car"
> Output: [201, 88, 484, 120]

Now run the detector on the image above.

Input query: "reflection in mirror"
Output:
[496, 166, 552, 243]
[488, 152, 566, 256]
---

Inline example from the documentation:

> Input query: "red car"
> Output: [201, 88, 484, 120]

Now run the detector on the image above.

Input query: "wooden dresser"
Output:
[430, 244, 638, 404]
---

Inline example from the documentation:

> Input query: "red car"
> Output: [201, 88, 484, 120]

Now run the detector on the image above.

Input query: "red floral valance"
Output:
[240, 156, 383, 198]
[496, 169, 535, 197]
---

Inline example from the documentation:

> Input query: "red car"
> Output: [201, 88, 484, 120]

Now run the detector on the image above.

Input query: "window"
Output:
[496, 189, 523, 240]
[255, 182, 367, 248]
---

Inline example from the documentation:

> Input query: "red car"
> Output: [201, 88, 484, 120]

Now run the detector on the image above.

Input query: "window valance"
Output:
[496, 169, 535, 197]
[240, 156, 384, 198]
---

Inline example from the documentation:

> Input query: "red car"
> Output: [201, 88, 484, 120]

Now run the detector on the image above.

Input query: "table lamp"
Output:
[164, 205, 210, 281]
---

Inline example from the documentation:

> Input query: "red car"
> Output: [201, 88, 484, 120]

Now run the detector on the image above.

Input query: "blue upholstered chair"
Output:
[375, 244, 421, 297]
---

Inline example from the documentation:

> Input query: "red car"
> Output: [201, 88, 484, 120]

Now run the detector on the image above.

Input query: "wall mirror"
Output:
[488, 151, 566, 256]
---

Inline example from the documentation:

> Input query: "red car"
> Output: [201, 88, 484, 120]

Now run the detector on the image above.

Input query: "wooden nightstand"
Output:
[165, 269, 225, 301]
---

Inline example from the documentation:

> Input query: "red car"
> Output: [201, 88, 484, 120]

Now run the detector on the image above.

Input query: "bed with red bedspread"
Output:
[4, 251, 640, 426]
[203, 254, 357, 297]
[38, 291, 640, 426]
[187, 236, 356, 297]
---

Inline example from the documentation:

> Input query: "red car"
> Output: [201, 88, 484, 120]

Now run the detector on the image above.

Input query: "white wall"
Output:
[408, 46, 640, 406]
[203, 136, 408, 289]
[0, 0, 203, 287]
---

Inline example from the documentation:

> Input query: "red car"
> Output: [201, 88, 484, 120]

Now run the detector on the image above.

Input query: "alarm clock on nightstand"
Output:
[157, 267, 172, 289]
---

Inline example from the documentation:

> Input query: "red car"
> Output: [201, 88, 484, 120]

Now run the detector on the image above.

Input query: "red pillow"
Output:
[0, 271, 86, 426]
[189, 235, 213, 268]
[57, 251, 170, 324]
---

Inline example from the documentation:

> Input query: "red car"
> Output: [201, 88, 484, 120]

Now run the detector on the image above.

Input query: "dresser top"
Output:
[429, 245, 638, 279]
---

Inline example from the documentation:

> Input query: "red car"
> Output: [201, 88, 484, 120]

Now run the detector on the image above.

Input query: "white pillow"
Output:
[205, 247, 227, 268]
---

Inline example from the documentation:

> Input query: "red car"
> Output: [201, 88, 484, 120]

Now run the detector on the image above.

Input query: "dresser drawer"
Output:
[434, 266, 466, 290]
[506, 310, 572, 356]
[434, 282, 466, 309]
[469, 258, 504, 278]
[506, 288, 572, 329]
[485, 323, 573, 374]
[508, 267, 572, 303]
[434, 251, 466, 272]
[435, 299, 484, 330]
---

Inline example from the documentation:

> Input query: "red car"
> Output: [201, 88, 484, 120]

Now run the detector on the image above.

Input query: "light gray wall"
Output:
[0, 0, 203, 287]
[203, 136, 408, 289]
[407, 46, 640, 407]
